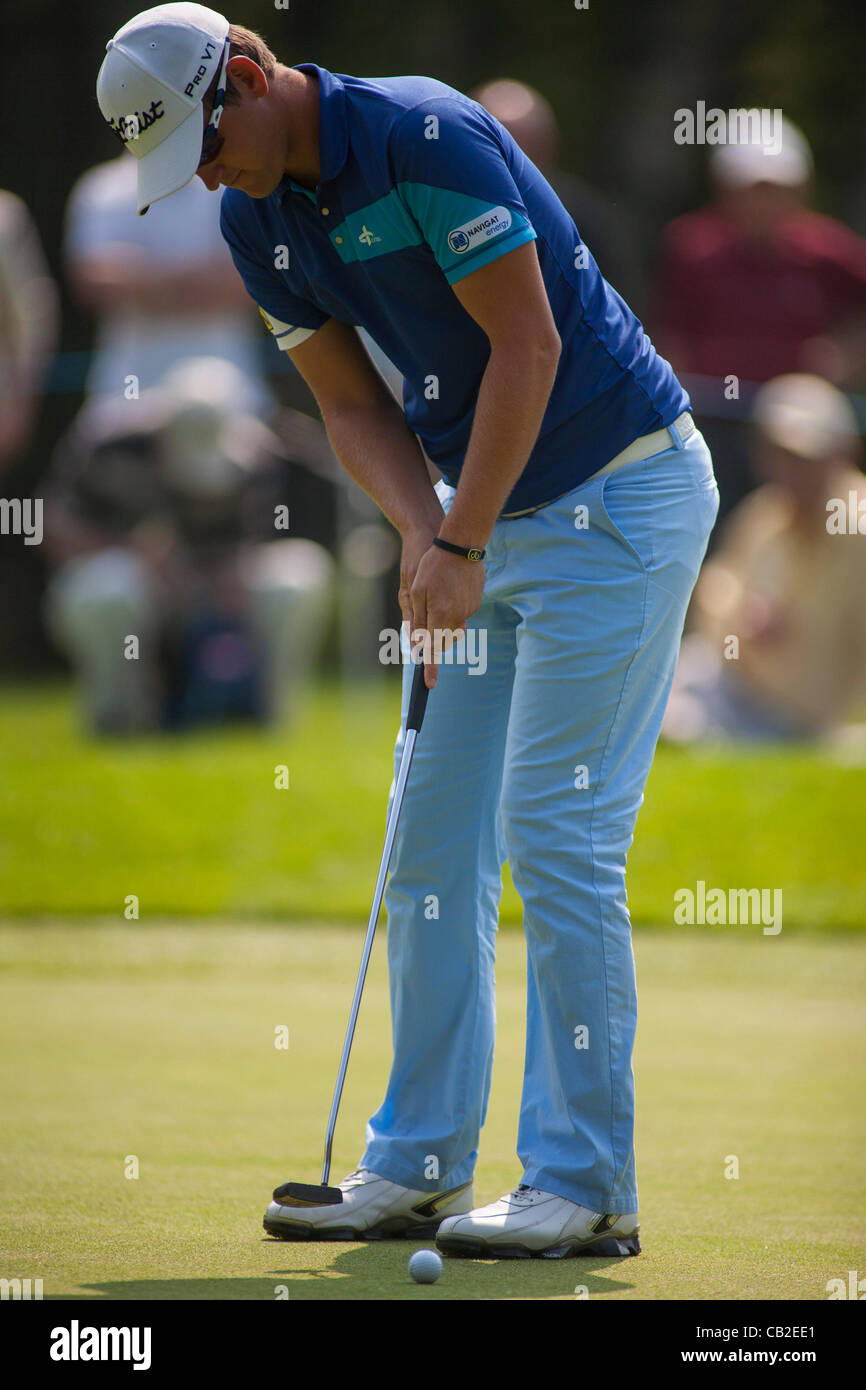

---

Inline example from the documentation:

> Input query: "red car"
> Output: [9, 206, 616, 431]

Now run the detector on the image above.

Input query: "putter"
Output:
[272, 658, 430, 1207]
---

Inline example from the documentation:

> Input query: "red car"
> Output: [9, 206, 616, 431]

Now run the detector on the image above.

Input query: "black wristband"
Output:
[432, 537, 486, 562]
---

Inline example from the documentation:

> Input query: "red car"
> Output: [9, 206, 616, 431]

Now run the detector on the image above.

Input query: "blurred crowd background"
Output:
[1, 0, 865, 743]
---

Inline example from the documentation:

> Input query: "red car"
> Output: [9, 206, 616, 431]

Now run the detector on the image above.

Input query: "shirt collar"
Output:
[276, 63, 348, 198]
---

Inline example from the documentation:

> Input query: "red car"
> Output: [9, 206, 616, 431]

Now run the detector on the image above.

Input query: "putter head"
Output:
[272, 1180, 343, 1207]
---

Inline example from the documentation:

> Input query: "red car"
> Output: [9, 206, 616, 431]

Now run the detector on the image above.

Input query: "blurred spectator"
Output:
[469, 78, 644, 310]
[652, 116, 866, 530]
[64, 153, 268, 407]
[663, 374, 866, 744]
[42, 357, 335, 734]
[0, 190, 59, 473]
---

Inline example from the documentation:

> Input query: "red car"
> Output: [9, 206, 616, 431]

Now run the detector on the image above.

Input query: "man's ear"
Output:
[225, 56, 268, 99]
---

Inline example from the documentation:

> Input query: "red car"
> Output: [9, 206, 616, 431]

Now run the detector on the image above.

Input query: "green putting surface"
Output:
[1, 924, 863, 1301]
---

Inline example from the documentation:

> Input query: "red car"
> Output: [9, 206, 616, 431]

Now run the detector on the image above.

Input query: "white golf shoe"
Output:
[263, 1167, 474, 1241]
[435, 1184, 640, 1259]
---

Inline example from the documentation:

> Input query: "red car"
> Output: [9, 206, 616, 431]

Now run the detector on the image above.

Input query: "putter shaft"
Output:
[320, 662, 430, 1186]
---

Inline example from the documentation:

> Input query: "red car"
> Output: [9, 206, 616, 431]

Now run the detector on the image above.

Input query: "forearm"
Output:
[438, 342, 560, 549]
[323, 396, 444, 538]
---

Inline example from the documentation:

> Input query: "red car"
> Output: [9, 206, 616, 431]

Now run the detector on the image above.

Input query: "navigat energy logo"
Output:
[448, 206, 512, 255]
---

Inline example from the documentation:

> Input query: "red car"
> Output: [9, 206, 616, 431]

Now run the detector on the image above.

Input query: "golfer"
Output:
[98, 3, 719, 1258]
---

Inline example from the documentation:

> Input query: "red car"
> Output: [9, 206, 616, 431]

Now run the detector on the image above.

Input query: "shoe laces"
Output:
[341, 1168, 371, 1187]
[509, 1184, 544, 1205]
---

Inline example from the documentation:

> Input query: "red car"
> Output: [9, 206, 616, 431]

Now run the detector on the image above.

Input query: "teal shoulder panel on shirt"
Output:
[328, 188, 425, 264]
[324, 186, 535, 275]
[397, 183, 536, 282]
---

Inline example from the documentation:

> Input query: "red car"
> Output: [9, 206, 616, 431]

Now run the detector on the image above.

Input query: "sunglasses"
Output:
[198, 35, 231, 168]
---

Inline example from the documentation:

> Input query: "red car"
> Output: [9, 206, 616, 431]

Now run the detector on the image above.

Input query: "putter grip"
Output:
[406, 659, 430, 732]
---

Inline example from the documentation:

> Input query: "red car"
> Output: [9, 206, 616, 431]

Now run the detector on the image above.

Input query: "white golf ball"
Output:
[409, 1248, 443, 1284]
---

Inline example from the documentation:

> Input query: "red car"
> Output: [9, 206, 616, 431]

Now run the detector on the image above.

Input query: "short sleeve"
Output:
[219, 193, 329, 351]
[388, 97, 537, 285]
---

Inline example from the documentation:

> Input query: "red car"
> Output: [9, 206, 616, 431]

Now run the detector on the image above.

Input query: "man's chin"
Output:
[252, 172, 283, 198]
[227, 171, 281, 199]
[229, 173, 266, 198]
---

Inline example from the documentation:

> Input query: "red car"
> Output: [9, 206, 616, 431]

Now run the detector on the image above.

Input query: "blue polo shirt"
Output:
[219, 63, 689, 516]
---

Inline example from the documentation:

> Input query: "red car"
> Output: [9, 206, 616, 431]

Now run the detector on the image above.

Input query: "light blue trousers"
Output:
[361, 425, 719, 1211]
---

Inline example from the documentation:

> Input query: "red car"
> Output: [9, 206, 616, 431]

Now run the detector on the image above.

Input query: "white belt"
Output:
[500, 411, 696, 518]
[592, 410, 695, 478]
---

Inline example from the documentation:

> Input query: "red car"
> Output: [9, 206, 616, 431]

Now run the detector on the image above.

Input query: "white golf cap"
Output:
[752, 374, 860, 460]
[711, 115, 813, 190]
[97, 3, 230, 216]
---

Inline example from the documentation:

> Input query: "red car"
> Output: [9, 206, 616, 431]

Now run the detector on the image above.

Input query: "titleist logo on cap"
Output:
[107, 99, 166, 145]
